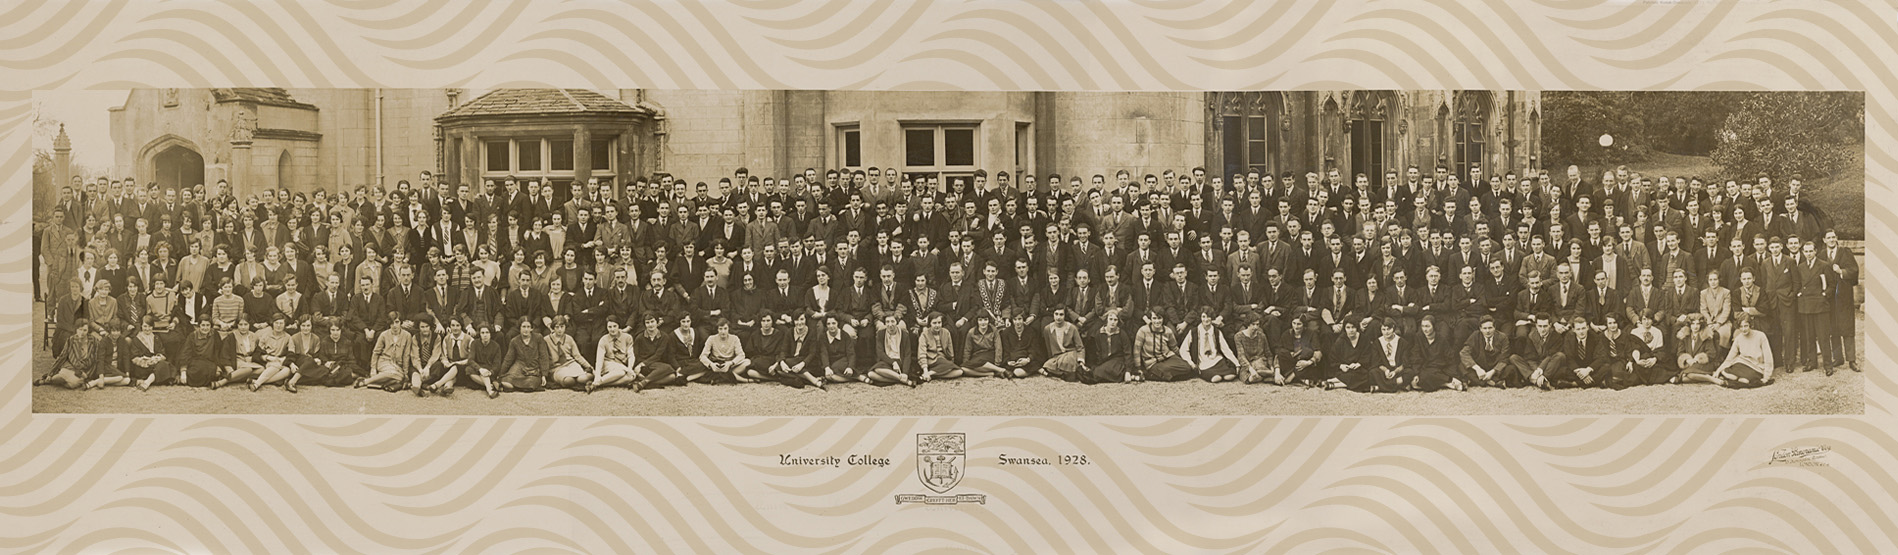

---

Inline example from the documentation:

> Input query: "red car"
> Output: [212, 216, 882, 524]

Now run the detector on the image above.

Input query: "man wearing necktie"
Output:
[1794, 242, 1834, 374]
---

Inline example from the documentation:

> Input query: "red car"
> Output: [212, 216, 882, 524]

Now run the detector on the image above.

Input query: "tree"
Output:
[1635, 91, 1746, 156]
[32, 114, 63, 218]
[1711, 92, 1863, 180]
[1540, 92, 1649, 166]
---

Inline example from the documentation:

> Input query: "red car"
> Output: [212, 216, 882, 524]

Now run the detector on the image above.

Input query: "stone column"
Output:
[51, 124, 71, 214]
[574, 126, 592, 185]
[230, 139, 253, 198]
[53, 123, 71, 185]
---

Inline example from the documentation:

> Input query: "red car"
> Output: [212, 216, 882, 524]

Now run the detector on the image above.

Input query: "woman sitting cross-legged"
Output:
[917, 312, 967, 381]
[589, 319, 639, 392]
[698, 318, 750, 384]
[545, 316, 596, 391]
[1704, 313, 1775, 388]
[865, 312, 919, 387]
[959, 311, 1011, 380]
[629, 314, 687, 391]
[768, 315, 829, 389]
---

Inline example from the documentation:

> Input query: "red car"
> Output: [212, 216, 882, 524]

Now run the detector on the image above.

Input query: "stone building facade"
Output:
[106, 88, 1537, 198]
[109, 88, 448, 194]
[1204, 90, 1542, 185]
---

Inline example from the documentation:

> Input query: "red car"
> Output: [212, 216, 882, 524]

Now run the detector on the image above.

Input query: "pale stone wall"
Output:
[739, 90, 785, 180]
[110, 89, 234, 188]
[284, 88, 450, 191]
[1048, 92, 1205, 189]
[294, 89, 371, 191]
[644, 89, 750, 189]
[821, 90, 1038, 182]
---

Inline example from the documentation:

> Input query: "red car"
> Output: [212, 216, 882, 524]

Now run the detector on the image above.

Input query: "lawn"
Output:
[1620, 151, 1866, 240]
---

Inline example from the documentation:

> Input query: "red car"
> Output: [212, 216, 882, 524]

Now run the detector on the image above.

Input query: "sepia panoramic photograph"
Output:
[30, 88, 1864, 415]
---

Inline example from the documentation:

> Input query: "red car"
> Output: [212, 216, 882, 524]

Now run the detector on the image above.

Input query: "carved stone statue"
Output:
[231, 109, 256, 143]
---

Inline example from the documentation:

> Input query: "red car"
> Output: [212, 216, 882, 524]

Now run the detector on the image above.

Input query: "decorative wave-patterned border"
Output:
[5, 1, 1892, 552]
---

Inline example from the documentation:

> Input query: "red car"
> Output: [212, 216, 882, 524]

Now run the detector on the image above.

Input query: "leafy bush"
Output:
[1541, 92, 1650, 166]
[1711, 92, 1864, 180]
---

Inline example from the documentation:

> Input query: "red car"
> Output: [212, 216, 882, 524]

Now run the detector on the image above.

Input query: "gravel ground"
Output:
[30, 304, 1864, 416]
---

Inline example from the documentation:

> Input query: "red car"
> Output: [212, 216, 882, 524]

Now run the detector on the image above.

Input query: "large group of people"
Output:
[33, 155, 1858, 398]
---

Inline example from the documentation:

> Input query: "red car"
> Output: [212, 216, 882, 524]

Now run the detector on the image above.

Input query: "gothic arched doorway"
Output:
[152, 144, 205, 191]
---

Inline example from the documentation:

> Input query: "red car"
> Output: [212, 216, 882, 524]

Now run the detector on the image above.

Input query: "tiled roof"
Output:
[210, 88, 316, 110]
[438, 89, 647, 119]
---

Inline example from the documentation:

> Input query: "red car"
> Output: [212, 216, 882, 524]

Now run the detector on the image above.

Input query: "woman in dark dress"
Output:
[740, 313, 787, 384]
[1411, 316, 1468, 391]
[312, 320, 365, 387]
[629, 314, 684, 391]
[960, 311, 1010, 379]
[818, 315, 859, 384]
[1085, 309, 1134, 384]
[1322, 319, 1369, 391]
[466, 322, 505, 397]
[1277, 316, 1325, 386]
[770, 315, 827, 389]
[176, 317, 234, 388]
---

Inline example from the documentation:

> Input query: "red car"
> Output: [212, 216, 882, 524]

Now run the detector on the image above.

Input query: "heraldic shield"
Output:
[916, 433, 966, 494]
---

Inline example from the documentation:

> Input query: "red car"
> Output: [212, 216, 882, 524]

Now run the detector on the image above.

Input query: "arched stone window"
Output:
[1211, 92, 1284, 182]
[1453, 91, 1493, 181]
[1347, 91, 1396, 187]
[277, 150, 293, 191]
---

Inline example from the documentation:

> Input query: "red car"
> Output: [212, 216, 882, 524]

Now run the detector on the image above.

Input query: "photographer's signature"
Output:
[1766, 445, 1831, 467]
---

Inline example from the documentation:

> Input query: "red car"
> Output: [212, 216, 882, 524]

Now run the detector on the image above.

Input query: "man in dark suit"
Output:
[1756, 240, 1796, 356]
[387, 265, 426, 323]
[1623, 266, 1663, 328]
[688, 268, 729, 330]
[1509, 314, 1564, 387]
[1718, 238, 1754, 292]
[1657, 267, 1700, 334]
[1380, 269, 1426, 336]
[1547, 263, 1585, 324]
[570, 270, 610, 352]
[1446, 265, 1486, 345]
[463, 273, 500, 331]
[837, 267, 878, 332]
[311, 273, 350, 323]
[639, 269, 687, 327]
[1004, 260, 1044, 324]
[764, 269, 804, 321]
[569, 207, 600, 269]
[1793, 242, 1833, 373]
[1693, 229, 1724, 289]
[1123, 233, 1159, 284]
[1821, 231, 1857, 373]
[938, 262, 979, 331]
[498, 272, 541, 336]
[346, 275, 391, 360]
[1127, 261, 1167, 325]
[1581, 269, 1623, 328]
[1554, 315, 1605, 388]
[1065, 268, 1104, 333]
[419, 266, 463, 333]
[1460, 317, 1516, 387]
[1286, 231, 1321, 285]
